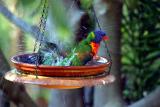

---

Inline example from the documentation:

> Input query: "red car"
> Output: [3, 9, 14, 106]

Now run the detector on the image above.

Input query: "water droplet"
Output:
[102, 80, 106, 85]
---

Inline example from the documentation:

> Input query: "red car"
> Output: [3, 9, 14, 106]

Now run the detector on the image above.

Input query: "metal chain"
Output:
[92, 5, 112, 74]
[104, 42, 112, 74]
[92, 6, 102, 31]
[33, 0, 48, 52]
[33, 0, 49, 78]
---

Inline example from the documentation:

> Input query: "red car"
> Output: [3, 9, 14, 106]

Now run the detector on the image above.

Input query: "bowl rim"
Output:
[11, 53, 110, 69]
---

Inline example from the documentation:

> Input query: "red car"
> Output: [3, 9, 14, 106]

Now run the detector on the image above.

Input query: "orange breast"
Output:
[90, 42, 100, 56]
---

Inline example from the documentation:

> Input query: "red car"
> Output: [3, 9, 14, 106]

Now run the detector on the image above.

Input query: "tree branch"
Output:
[129, 87, 160, 107]
[0, 3, 39, 38]
[0, 77, 38, 107]
[0, 48, 38, 107]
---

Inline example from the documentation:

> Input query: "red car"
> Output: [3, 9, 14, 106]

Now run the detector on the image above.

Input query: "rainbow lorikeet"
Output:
[61, 30, 109, 66]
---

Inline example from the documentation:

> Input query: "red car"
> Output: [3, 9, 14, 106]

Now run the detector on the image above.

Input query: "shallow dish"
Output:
[11, 53, 110, 77]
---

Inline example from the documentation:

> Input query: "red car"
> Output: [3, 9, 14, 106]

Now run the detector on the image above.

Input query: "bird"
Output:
[61, 30, 109, 66]
[39, 42, 63, 65]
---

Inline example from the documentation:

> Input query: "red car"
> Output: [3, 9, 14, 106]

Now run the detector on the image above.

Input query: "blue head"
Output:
[92, 30, 107, 43]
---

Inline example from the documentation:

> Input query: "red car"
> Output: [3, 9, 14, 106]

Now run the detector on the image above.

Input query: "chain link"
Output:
[33, 0, 48, 78]
[33, 0, 48, 52]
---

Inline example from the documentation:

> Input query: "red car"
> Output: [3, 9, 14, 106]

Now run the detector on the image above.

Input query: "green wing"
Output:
[62, 33, 94, 66]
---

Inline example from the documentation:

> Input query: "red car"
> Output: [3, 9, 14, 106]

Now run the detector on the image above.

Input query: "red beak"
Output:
[103, 36, 109, 41]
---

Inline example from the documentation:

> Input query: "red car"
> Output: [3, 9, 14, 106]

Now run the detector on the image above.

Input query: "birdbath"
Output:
[4, 53, 115, 89]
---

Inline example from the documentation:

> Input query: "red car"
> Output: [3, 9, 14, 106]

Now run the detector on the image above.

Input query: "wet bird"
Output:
[39, 42, 62, 65]
[61, 30, 109, 66]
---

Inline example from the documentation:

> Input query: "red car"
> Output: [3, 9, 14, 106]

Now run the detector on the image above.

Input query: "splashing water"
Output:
[54, 56, 64, 66]
[41, 48, 77, 66]
[56, 48, 77, 66]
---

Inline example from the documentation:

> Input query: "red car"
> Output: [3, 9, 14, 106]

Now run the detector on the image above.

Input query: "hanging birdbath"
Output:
[10, 53, 110, 77]
[4, 0, 115, 89]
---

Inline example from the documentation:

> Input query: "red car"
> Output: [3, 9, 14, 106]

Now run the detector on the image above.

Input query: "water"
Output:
[59, 48, 77, 66]
[41, 48, 77, 66]
[102, 80, 106, 85]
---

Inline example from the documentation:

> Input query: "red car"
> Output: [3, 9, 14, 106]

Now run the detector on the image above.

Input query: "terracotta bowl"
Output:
[11, 53, 110, 77]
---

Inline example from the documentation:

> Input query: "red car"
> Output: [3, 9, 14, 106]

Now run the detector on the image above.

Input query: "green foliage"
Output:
[49, 0, 74, 45]
[16, 0, 41, 16]
[124, 0, 139, 10]
[121, 0, 160, 103]
[17, 0, 34, 7]
[0, 15, 11, 58]
[80, 0, 93, 10]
